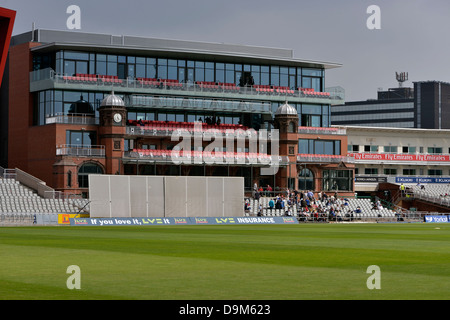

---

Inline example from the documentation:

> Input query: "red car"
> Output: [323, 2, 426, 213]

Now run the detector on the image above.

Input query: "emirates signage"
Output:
[349, 153, 450, 162]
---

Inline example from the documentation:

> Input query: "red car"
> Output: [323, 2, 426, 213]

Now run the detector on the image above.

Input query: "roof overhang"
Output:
[25, 29, 342, 69]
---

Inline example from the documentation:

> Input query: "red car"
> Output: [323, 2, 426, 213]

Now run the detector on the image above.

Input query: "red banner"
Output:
[349, 153, 450, 162]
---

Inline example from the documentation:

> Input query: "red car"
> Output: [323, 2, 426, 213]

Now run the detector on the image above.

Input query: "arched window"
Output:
[298, 168, 314, 191]
[78, 162, 103, 188]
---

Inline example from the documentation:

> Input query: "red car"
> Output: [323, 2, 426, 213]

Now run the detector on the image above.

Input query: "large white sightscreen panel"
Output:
[186, 177, 207, 217]
[147, 176, 165, 217]
[224, 177, 244, 216]
[110, 175, 131, 217]
[130, 176, 148, 217]
[207, 177, 224, 217]
[164, 176, 187, 217]
[89, 175, 112, 217]
[89, 175, 244, 217]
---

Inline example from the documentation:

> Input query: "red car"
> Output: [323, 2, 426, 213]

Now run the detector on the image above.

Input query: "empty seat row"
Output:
[137, 78, 183, 88]
[0, 177, 81, 214]
[133, 149, 271, 159]
[299, 87, 330, 97]
[128, 120, 249, 132]
[62, 73, 123, 84]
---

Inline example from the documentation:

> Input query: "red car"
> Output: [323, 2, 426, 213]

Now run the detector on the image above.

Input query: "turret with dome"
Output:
[273, 101, 298, 133]
[98, 91, 126, 127]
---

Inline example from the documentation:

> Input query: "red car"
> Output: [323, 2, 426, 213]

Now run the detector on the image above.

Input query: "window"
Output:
[62, 51, 90, 75]
[348, 145, 359, 152]
[428, 169, 442, 176]
[66, 130, 97, 146]
[402, 146, 416, 154]
[107, 55, 117, 76]
[364, 168, 378, 175]
[298, 139, 341, 155]
[158, 58, 168, 79]
[428, 147, 443, 154]
[301, 114, 322, 127]
[322, 170, 353, 191]
[364, 145, 378, 152]
[67, 171, 72, 187]
[78, 162, 103, 188]
[298, 168, 314, 190]
[403, 169, 416, 176]
[384, 168, 397, 175]
[288, 121, 296, 133]
[302, 68, 323, 91]
[384, 146, 397, 153]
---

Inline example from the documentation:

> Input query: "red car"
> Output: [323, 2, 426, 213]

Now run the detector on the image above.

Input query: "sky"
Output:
[3, 0, 450, 101]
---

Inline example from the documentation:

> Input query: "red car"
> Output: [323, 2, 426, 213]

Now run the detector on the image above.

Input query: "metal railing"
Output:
[297, 154, 355, 163]
[413, 189, 450, 207]
[0, 167, 16, 179]
[124, 150, 288, 166]
[30, 68, 345, 102]
[127, 95, 272, 114]
[297, 126, 346, 135]
[56, 144, 105, 157]
[46, 113, 99, 125]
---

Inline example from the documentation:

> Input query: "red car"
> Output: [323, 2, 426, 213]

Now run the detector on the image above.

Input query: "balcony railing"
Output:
[124, 149, 288, 167]
[126, 95, 272, 114]
[297, 154, 354, 163]
[46, 113, 99, 125]
[297, 126, 346, 135]
[126, 120, 255, 138]
[56, 144, 105, 157]
[30, 68, 345, 102]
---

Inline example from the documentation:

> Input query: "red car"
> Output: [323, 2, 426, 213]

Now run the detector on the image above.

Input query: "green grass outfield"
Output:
[0, 223, 449, 300]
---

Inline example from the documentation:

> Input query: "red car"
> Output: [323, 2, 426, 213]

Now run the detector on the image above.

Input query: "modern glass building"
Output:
[1, 29, 352, 196]
[331, 81, 450, 129]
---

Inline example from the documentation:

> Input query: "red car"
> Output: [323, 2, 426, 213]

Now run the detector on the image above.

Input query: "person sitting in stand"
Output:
[269, 198, 275, 209]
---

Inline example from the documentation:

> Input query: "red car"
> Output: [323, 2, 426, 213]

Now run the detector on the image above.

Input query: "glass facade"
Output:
[50, 50, 324, 90]
[298, 168, 314, 190]
[34, 50, 330, 128]
[322, 170, 353, 191]
[271, 102, 329, 127]
[34, 90, 107, 125]
[331, 101, 415, 128]
[298, 139, 341, 155]
[66, 130, 97, 146]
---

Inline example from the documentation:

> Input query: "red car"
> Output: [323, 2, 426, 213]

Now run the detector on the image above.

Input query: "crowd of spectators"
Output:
[248, 184, 361, 221]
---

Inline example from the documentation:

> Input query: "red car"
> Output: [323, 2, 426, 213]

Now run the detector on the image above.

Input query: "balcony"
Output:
[126, 120, 253, 138]
[127, 95, 272, 114]
[124, 149, 289, 167]
[46, 113, 99, 125]
[297, 126, 346, 135]
[30, 68, 345, 104]
[56, 144, 105, 157]
[297, 154, 355, 164]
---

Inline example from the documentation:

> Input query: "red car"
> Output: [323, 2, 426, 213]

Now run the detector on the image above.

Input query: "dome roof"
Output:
[275, 102, 297, 116]
[100, 91, 125, 107]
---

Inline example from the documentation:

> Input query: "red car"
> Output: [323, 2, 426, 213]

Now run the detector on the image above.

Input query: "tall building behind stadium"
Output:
[331, 78, 450, 129]
[0, 28, 353, 198]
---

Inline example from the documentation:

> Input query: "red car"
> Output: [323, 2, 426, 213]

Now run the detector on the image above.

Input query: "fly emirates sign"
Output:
[350, 153, 450, 163]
